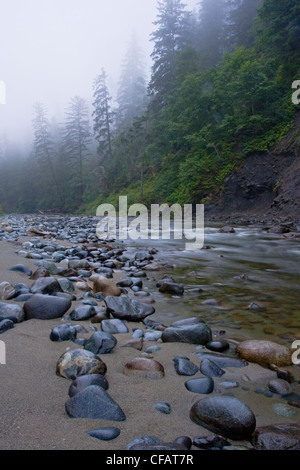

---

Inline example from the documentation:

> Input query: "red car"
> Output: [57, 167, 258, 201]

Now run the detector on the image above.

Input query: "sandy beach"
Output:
[0, 236, 299, 451]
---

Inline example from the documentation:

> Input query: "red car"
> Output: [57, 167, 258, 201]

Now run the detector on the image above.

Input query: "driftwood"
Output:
[27, 227, 58, 238]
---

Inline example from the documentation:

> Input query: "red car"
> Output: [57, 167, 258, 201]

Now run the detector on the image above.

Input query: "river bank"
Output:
[0, 214, 299, 450]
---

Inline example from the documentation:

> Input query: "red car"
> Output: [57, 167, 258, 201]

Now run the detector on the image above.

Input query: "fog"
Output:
[0, 0, 199, 145]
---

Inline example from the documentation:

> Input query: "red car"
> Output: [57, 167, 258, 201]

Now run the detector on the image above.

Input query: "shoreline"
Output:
[0, 217, 299, 451]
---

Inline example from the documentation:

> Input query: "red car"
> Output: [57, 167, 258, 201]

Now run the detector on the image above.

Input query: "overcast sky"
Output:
[0, 0, 199, 145]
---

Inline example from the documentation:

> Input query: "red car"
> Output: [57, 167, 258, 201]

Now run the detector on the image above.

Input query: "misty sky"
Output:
[0, 0, 199, 145]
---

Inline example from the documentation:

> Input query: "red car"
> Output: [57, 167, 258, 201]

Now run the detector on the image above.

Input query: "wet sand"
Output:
[0, 239, 299, 451]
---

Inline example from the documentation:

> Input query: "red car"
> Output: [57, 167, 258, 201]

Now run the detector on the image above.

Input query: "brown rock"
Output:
[29, 268, 51, 280]
[236, 340, 292, 367]
[124, 358, 165, 379]
[121, 338, 143, 351]
[252, 424, 300, 450]
[92, 275, 121, 297]
[91, 312, 107, 324]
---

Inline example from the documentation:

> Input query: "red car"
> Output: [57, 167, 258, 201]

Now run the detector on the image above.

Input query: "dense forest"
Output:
[0, 0, 300, 214]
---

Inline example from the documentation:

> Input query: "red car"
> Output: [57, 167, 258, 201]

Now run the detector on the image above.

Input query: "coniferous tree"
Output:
[32, 103, 64, 209]
[92, 69, 114, 189]
[225, 0, 262, 49]
[149, 0, 187, 105]
[256, 0, 300, 77]
[198, 0, 227, 67]
[63, 96, 91, 206]
[116, 33, 148, 130]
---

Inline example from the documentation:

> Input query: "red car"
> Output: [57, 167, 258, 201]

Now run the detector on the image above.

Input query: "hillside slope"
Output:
[205, 114, 300, 226]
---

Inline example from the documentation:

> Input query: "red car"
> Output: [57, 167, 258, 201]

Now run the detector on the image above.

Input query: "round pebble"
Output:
[87, 427, 121, 441]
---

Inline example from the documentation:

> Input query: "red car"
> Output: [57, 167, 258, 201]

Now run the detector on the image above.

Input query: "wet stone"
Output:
[0, 302, 24, 323]
[84, 331, 117, 355]
[206, 340, 230, 353]
[13, 283, 31, 298]
[173, 436, 192, 450]
[162, 323, 212, 345]
[156, 277, 175, 288]
[127, 436, 161, 450]
[190, 395, 256, 440]
[68, 305, 96, 321]
[195, 352, 248, 368]
[8, 264, 32, 276]
[101, 319, 129, 334]
[236, 340, 292, 367]
[185, 377, 214, 394]
[14, 294, 33, 302]
[24, 294, 71, 320]
[50, 324, 77, 342]
[41, 261, 59, 275]
[152, 402, 171, 415]
[219, 382, 240, 390]
[0, 318, 14, 334]
[121, 338, 143, 351]
[144, 331, 162, 342]
[117, 279, 133, 288]
[193, 434, 231, 450]
[68, 259, 90, 270]
[69, 374, 109, 397]
[105, 296, 155, 322]
[57, 278, 75, 293]
[145, 346, 161, 354]
[87, 427, 121, 441]
[200, 358, 226, 378]
[132, 329, 144, 339]
[124, 358, 165, 379]
[173, 356, 199, 376]
[268, 379, 293, 396]
[56, 349, 107, 380]
[30, 277, 63, 296]
[159, 282, 184, 296]
[252, 424, 300, 450]
[65, 385, 126, 421]
[219, 226, 236, 233]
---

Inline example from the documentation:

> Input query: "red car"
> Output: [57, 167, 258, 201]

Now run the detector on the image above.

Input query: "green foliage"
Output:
[1, 0, 300, 214]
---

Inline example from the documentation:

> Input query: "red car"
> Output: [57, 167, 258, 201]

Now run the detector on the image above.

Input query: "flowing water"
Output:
[124, 223, 300, 346]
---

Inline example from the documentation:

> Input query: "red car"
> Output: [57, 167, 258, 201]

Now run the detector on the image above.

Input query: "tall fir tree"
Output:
[256, 0, 300, 77]
[198, 0, 227, 67]
[116, 33, 148, 130]
[63, 96, 91, 206]
[32, 103, 64, 209]
[149, 0, 187, 105]
[92, 69, 114, 189]
[225, 0, 262, 49]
